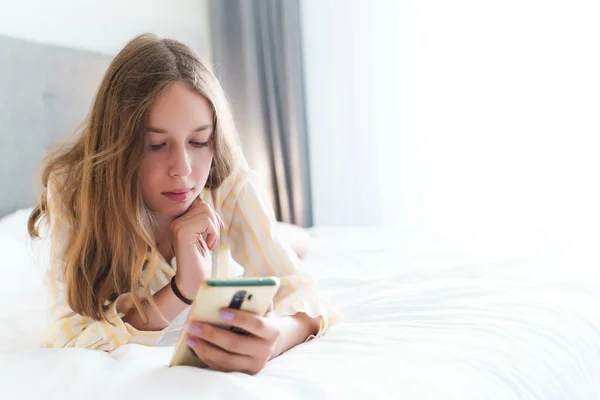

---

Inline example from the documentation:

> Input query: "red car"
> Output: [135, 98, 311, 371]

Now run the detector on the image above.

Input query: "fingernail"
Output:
[220, 310, 234, 321]
[185, 335, 198, 347]
[188, 324, 202, 335]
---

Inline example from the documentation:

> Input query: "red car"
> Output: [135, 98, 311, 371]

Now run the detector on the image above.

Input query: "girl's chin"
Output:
[161, 199, 195, 217]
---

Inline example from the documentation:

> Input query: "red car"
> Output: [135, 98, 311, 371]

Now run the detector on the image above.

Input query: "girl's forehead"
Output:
[147, 82, 213, 129]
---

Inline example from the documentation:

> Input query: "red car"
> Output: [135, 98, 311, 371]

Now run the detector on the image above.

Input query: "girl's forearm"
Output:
[272, 313, 320, 359]
[122, 281, 188, 331]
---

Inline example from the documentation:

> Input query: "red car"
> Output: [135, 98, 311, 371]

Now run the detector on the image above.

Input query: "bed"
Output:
[2, 207, 600, 399]
[3, 34, 600, 400]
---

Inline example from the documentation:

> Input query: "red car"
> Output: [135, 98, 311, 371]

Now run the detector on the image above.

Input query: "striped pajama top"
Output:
[41, 167, 338, 352]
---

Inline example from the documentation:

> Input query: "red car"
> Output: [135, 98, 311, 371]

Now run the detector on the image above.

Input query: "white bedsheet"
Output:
[1, 209, 600, 399]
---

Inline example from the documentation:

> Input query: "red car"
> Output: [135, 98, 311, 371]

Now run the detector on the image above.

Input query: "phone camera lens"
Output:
[247, 294, 253, 301]
[229, 290, 247, 310]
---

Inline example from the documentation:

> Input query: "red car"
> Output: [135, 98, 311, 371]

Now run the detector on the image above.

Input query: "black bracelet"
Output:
[170, 276, 193, 305]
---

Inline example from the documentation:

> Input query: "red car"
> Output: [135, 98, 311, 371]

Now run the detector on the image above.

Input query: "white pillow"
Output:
[0, 207, 52, 271]
[0, 209, 49, 351]
[0, 208, 34, 244]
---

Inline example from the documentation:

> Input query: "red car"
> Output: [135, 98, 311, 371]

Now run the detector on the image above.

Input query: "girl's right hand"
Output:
[170, 197, 224, 299]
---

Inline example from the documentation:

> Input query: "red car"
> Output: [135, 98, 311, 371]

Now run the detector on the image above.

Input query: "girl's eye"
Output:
[149, 141, 208, 151]
[191, 141, 209, 148]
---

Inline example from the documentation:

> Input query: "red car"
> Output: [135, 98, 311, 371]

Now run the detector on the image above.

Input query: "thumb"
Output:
[264, 301, 274, 316]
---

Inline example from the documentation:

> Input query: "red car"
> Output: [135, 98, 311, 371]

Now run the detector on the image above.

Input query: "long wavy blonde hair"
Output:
[28, 33, 243, 322]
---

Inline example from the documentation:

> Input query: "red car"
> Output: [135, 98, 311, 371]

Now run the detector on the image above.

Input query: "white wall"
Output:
[302, 0, 600, 241]
[0, 0, 211, 57]
[405, 0, 600, 241]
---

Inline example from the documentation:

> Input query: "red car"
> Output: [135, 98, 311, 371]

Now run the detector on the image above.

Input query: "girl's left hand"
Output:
[185, 305, 281, 375]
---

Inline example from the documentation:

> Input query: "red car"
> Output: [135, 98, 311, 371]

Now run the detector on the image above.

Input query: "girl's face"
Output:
[139, 81, 214, 218]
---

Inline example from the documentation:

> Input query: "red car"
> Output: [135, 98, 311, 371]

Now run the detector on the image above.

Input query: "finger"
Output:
[205, 211, 221, 249]
[187, 322, 265, 358]
[215, 212, 225, 229]
[185, 334, 253, 373]
[199, 205, 221, 227]
[188, 200, 219, 232]
[204, 218, 220, 251]
[171, 198, 206, 225]
[188, 197, 211, 218]
[218, 308, 278, 340]
[178, 195, 204, 217]
[192, 195, 204, 207]
[195, 235, 210, 256]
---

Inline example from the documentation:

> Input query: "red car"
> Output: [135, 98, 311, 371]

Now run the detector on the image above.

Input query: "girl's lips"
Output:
[163, 189, 191, 202]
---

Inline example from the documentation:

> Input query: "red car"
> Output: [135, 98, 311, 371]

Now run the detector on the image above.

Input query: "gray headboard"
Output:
[0, 35, 111, 217]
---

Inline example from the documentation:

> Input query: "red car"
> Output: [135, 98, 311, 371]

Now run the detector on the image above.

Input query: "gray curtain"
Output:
[209, 0, 313, 227]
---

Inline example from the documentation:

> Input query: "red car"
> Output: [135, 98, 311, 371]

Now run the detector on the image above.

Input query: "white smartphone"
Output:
[169, 276, 280, 368]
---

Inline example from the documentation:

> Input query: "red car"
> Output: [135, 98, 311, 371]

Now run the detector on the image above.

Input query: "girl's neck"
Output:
[153, 214, 173, 244]
[153, 214, 175, 262]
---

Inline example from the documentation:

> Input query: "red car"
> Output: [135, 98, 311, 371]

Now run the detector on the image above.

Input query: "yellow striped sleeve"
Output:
[226, 169, 340, 338]
[41, 182, 168, 352]
[41, 281, 166, 351]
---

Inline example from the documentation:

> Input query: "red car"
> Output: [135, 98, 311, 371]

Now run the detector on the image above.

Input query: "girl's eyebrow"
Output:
[146, 124, 213, 134]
